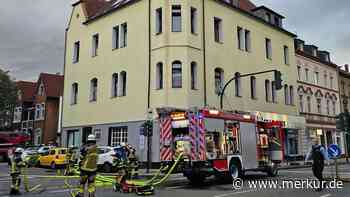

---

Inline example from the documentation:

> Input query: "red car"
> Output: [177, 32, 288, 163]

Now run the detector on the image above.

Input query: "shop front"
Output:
[252, 111, 306, 162]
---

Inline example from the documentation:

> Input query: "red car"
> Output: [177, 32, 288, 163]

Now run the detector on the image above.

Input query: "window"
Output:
[35, 103, 45, 120]
[299, 95, 304, 112]
[155, 8, 162, 34]
[332, 101, 336, 115]
[234, 72, 241, 97]
[38, 83, 45, 96]
[289, 86, 294, 105]
[73, 41, 80, 63]
[265, 80, 271, 102]
[112, 26, 119, 49]
[324, 74, 328, 87]
[307, 96, 311, 113]
[237, 27, 244, 50]
[214, 17, 223, 43]
[172, 61, 182, 88]
[314, 71, 319, 85]
[90, 78, 98, 102]
[172, 5, 181, 32]
[92, 34, 99, 57]
[191, 62, 197, 90]
[274, 16, 280, 26]
[250, 76, 256, 99]
[284, 46, 289, 65]
[13, 107, 22, 123]
[120, 23, 127, 48]
[71, 83, 78, 105]
[305, 68, 309, 82]
[191, 7, 197, 34]
[215, 68, 224, 95]
[265, 38, 272, 59]
[111, 73, 118, 97]
[266, 13, 271, 23]
[297, 66, 301, 80]
[108, 127, 128, 147]
[284, 85, 289, 105]
[326, 100, 330, 115]
[120, 71, 127, 96]
[341, 81, 345, 93]
[317, 98, 322, 114]
[245, 30, 251, 52]
[156, 63, 163, 90]
[330, 76, 334, 89]
[271, 81, 277, 103]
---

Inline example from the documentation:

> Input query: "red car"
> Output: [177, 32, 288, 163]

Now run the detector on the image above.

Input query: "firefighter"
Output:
[76, 134, 98, 197]
[126, 144, 138, 176]
[64, 146, 75, 176]
[9, 147, 26, 195]
[305, 139, 330, 191]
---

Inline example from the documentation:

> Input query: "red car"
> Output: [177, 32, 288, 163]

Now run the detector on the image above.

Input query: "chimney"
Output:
[345, 64, 349, 72]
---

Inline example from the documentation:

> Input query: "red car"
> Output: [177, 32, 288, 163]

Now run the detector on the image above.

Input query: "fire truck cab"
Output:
[158, 108, 283, 184]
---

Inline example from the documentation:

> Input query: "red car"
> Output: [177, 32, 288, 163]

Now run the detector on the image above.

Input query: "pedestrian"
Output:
[9, 148, 26, 195]
[75, 135, 98, 197]
[305, 139, 330, 191]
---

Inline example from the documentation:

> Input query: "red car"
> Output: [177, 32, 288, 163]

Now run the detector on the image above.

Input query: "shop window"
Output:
[108, 127, 128, 147]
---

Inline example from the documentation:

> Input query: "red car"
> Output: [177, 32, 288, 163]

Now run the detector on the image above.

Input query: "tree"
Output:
[0, 68, 17, 113]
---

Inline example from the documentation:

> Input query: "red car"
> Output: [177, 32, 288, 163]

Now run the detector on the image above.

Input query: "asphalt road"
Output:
[0, 163, 349, 197]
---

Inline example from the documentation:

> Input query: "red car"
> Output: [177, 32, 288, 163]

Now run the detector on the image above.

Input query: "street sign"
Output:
[328, 144, 341, 159]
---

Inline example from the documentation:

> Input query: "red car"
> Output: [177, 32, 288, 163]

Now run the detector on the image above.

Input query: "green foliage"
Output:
[0, 68, 17, 111]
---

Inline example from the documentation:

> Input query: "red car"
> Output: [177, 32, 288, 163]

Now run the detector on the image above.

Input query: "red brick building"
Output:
[32, 73, 64, 145]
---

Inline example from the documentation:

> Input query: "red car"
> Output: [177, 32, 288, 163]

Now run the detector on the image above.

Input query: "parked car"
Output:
[97, 146, 118, 172]
[37, 146, 51, 155]
[22, 146, 40, 167]
[39, 148, 67, 169]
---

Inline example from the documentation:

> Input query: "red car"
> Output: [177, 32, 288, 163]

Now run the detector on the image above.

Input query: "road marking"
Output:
[48, 189, 71, 193]
[213, 189, 255, 197]
[320, 194, 331, 197]
[167, 185, 184, 189]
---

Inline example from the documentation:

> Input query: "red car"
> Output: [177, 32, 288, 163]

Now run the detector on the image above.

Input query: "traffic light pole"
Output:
[220, 69, 278, 109]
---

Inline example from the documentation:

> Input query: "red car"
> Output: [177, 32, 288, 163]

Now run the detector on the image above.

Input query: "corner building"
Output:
[63, 0, 303, 163]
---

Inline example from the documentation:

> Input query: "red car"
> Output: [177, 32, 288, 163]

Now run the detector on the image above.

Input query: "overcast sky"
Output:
[0, 0, 349, 81]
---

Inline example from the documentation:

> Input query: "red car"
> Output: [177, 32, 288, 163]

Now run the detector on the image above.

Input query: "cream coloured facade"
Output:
[338, 65, 350, 156]
[62, 0, 301, 162]
[294, 39, 345, 155]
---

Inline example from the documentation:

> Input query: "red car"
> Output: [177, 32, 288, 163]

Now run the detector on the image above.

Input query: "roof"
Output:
[16, 81, 37, 102]
[37, 73, 64, 98]
[295, 50, 338, 69]
[74, 0, 256, 21]
[251, 6, 285, 19]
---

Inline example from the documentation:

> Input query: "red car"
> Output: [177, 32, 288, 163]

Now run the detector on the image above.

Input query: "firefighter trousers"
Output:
[77, 170, 96, 197]
[10, 173, 21, 193]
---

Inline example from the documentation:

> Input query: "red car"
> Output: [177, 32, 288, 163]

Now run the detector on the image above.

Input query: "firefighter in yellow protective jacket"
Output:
[9, 148, 26, 195]
[76, 135, 98, 197]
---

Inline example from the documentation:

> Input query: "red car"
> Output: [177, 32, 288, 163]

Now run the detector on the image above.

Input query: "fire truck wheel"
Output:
[229, 160, 242, 179]
[267, 166, 278, 177]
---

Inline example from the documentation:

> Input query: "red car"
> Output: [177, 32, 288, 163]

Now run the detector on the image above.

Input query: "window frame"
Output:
[265, 38, 272, 60]
[190, 62, 198, 90]
[172, 61, 182, 88]
[190, 7, 198, 34]
[156, 63, 163, 90]
[171, 5, 182, 32]
[155, 8, 163, 34]
[73, 41, 80, 63]
[91, 33, 99, 57]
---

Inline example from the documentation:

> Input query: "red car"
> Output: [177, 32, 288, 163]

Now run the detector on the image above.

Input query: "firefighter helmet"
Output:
[14, 148, 24, 154]
[87, 134, 96, 142]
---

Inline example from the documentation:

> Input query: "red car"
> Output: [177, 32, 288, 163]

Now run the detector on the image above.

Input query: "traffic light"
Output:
[336, 113, 345, 131]
[274, 70, 283, 90]
[144, 120, 153, 137]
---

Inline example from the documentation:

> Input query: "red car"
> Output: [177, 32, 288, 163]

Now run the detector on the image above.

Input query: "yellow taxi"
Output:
[39, 148, 68, 169]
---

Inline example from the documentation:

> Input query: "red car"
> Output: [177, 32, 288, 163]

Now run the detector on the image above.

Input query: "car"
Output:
[97, 146, 118, 172]
[39, 148, 68, 169]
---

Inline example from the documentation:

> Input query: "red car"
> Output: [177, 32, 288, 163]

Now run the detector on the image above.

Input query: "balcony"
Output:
[300, 112, 336, 125]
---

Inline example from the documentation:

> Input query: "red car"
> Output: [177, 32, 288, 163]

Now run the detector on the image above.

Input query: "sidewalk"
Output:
[279, 158, 350, 170]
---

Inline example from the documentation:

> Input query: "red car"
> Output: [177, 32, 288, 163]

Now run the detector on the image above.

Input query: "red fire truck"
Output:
[158, 108, 284, 184]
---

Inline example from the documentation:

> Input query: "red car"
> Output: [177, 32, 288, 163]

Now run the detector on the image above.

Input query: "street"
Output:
[0, 163, 349, 197]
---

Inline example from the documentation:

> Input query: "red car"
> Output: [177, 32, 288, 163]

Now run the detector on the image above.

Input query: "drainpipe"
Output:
[202, 0, 207, 107]
[147, 0, 152, 172]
